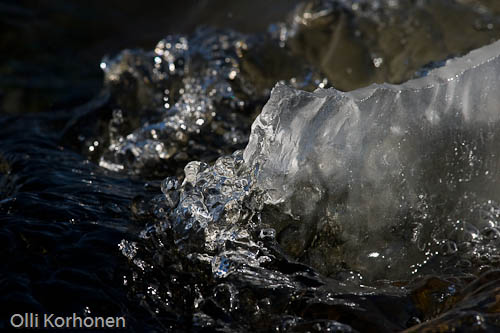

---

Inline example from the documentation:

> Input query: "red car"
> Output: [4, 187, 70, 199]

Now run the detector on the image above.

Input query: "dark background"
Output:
[0, 0, 301, 114]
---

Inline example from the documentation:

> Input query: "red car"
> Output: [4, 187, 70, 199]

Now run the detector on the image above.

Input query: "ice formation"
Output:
[112, 3, 500, 330]
[127, 38, 500, 283]
[117, 1, 500, 298]
[244, 39, 500, 279]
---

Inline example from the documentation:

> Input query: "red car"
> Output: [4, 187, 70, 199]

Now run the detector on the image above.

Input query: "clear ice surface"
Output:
[244, 39, 500, 280]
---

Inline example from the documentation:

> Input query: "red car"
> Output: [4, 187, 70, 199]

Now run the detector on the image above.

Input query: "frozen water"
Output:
[244, 39, 500, 280]
[113, 4, 500, 331]
[128, 38, 500, 283]
[121, 31, 500, 291]
[130, 38, 500, 284]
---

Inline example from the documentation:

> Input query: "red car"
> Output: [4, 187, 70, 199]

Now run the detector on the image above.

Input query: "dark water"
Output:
[2, 1, 500, 332]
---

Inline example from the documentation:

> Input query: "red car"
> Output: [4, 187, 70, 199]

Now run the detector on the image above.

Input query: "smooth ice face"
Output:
[244, 39, 500, 280]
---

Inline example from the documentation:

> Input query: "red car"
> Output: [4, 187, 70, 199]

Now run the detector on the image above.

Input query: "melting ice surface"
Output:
[243, 39, 500, 280]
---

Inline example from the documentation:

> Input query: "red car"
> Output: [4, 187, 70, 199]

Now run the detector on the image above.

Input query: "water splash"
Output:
[97, 27, 326, 177]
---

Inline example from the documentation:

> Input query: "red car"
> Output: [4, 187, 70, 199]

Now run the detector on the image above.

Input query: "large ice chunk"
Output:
[244, 39, 500, 280]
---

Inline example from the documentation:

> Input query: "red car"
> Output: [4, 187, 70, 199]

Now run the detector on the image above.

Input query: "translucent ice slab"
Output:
[244, 39, 500, 279]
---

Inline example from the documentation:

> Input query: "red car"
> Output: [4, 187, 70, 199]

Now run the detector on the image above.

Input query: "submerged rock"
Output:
[277, 0, 500, 90]
[244, 39, 500, 280]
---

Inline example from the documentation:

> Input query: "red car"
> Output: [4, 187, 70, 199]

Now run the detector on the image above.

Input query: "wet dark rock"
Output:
[281, 0, 500, 90]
